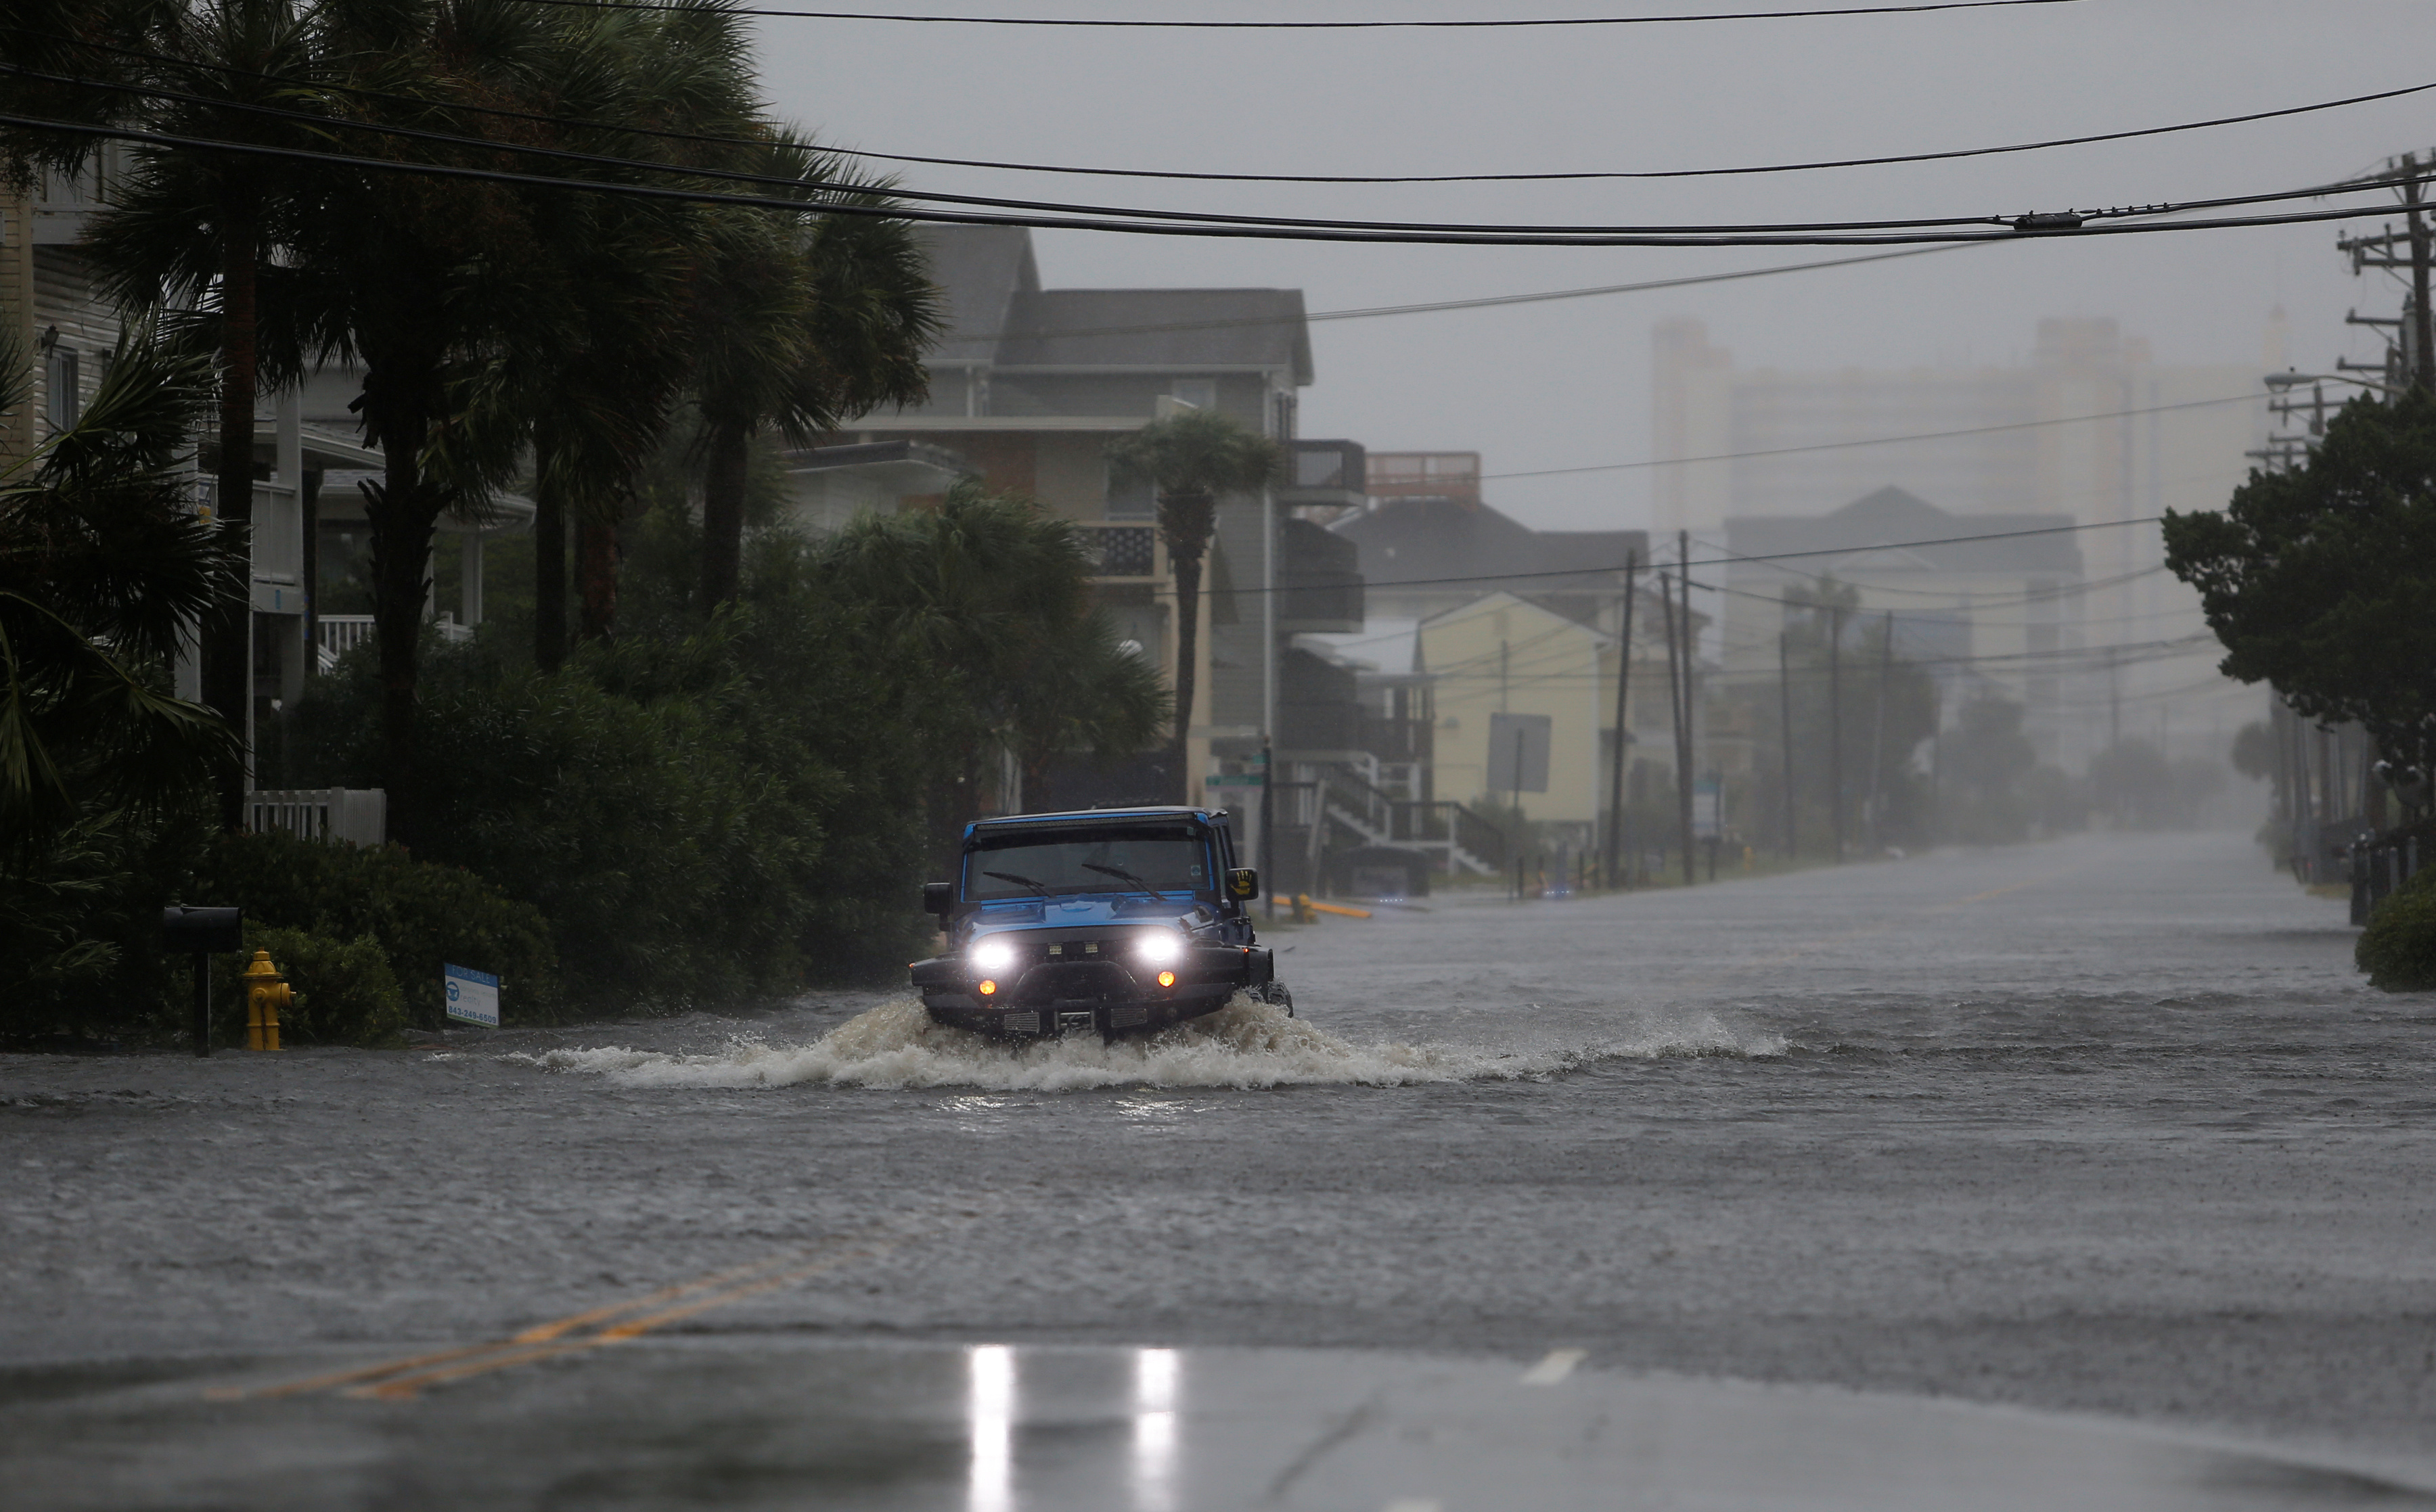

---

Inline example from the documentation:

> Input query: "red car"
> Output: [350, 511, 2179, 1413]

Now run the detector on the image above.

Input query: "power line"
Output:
[838, 76, 2436, 186]
[41, 58, 2433, 239]
[1213, 516, 2169, 598]
[36, 24, 2424, 193]
[1479, 393, 2261, 480]
[43, 61, 2366, 241]
[13, 110, 2425, 247]
[950, 246, 1982, 346]
[501, 0, 2094, 28]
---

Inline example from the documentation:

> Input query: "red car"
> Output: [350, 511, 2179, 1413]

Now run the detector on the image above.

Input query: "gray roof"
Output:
[998, 289, 1311, 380]
[1336, 495, 1644, 591]
[1725, 486, 2083, 576]
[920, 225, 1311, 382]
[922, 225, 1038, 365]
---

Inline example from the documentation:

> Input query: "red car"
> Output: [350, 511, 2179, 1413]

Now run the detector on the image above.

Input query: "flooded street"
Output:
[8, 830, 2434, 1506]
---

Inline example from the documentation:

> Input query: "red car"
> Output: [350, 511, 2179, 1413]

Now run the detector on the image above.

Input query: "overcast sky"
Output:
[755, 0, 2433, 530]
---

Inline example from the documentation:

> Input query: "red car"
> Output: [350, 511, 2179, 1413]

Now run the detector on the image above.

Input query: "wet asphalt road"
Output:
[5, 829, 2433, 1506]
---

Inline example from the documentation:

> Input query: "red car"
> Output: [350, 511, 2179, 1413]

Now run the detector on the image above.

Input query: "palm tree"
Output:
[818, 482, 1167, 818]
[690, 142, 937, 607]
[1104, 409, 1282, 801]
[0, 325, 240, 845]
[49, 0, 329, 828]
[1004, 610, 1169, 808]
[508, 0, 755, 664]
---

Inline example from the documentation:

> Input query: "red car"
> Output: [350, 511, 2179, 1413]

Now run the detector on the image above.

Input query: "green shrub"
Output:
[194, 831, 560, 1028]
[213, 922, 407, 1047]
[2359, 867, 2436, 991]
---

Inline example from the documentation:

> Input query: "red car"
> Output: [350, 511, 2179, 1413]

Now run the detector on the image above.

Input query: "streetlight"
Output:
[2264, 369, 2400, 396]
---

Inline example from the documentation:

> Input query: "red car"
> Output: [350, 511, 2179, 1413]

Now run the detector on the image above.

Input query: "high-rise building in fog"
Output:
[1653, 317, 2274, 771]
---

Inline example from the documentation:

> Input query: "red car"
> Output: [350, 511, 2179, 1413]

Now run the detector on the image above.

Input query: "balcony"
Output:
[1276, 517, 1363, 633]
[1075, 521, 1165, 583]
[1278, 439, 1366, 516]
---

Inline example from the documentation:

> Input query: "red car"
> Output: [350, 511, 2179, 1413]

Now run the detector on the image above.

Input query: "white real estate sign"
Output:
[443, 963, 501, 1028]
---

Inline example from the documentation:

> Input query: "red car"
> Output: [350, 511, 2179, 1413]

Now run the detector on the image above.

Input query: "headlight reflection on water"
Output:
[964, 1344, 1181, 1512]
[1132, 1348, 1179, 1512]
[968, 1345, 1013, 1512]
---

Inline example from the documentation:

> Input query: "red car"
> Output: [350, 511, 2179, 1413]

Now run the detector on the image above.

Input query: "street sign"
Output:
[1206, 773, 1266, 787]
[444, 963, 500, 1028]
[1487, 713, 1552, 795]
[1693, 778, 1722, 840]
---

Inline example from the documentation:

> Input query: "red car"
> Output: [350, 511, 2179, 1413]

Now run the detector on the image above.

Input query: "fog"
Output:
[759, 0, 2430, 529]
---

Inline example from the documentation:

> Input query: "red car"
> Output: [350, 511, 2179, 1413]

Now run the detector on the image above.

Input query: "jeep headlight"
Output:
[969, 937, 1016, 973]
[1134, 930, 1184, 967]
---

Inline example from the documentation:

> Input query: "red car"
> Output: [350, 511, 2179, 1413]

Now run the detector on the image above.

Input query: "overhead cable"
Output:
[1200, 517, 2170, 599]
[34, 26, 2427, 191]
[498, 0, 2094, 28]
[9, 111, 2425, 247]
[832, 76, 2436, 186]
[38, 59, 2436, 237]
[1479, 395, 2261, 480]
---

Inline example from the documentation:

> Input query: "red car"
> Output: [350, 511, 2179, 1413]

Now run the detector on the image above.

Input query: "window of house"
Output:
[1169, 378, 1217, 411]
[44, 347, 79, 431]
[1104, 461, 1155, 520]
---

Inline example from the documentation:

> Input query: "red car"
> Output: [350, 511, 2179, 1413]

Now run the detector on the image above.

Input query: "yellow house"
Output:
[1419, 593, 1621, 841]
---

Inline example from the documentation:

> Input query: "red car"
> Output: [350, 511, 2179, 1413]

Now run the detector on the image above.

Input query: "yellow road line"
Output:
[353, 1241, 905, 1399]
[211, 1218, 941, 1404]
[355, 1245, 901, 1398]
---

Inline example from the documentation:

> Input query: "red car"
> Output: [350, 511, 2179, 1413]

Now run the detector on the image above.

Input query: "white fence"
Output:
[315, 614, 470, 672]
[246, 787, 387, 848]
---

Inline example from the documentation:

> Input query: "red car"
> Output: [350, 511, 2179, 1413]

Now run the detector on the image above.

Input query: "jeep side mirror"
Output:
[922, 881, 953, 917]
[1227, 868, 1259, 900]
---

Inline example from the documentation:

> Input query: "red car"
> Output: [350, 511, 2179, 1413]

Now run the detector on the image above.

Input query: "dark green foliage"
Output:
[2359, 867, 2436, 992]
[0, 801, 215, 1043]
[2164, 389, 2436, 769]
[286, 569, 942, 1009]
[219, 921, 407, 1047]
[194, 830, 559, 1030]
[0, 325, 239, 1043]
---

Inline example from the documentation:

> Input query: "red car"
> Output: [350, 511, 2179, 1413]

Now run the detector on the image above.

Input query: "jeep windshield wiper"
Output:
[983, 869, 1053, 897]
[1082, 863, 1167, 903]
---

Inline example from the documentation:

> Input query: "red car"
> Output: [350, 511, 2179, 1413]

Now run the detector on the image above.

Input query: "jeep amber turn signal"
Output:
[978, 979, 998, 996]
[1156, 971, 1176, 988]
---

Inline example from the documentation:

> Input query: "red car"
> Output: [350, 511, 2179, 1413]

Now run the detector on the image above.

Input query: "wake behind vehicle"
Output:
[911, 806, 1286, 1040]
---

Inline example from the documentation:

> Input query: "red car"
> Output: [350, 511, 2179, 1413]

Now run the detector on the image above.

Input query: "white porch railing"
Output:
[246, 787, 386, 848]
[315, 614, 470, 670]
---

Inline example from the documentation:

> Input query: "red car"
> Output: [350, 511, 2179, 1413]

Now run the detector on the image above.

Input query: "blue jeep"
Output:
[910, 806, 1285, 1039]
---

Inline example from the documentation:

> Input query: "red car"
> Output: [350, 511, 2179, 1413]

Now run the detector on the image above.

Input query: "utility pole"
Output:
[1661, 567, 1692, 885]
[1826, 603, 1846, 864]
[1778, 630, 1797, 859]
[2406, 151, 2435, 391]
[2108, 647, 2121, 753]
[1675, 531, 1696, 886]
[1604, 551, 1638, 888]
[1866, 610, 1893, 855]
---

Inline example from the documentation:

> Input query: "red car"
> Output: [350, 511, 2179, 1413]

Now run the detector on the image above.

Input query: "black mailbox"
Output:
[163, 906, 243, 953]
[921, 882, 953, 917]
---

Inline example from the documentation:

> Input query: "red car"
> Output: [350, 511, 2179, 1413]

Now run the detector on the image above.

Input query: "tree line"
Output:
[0, 0, 1192, 1036]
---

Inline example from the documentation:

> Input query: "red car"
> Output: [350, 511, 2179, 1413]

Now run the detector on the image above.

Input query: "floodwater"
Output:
[6, 829, 2433, 1504]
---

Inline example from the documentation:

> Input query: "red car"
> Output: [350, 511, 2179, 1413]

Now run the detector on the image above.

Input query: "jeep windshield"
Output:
[964, 823, 1213, 902]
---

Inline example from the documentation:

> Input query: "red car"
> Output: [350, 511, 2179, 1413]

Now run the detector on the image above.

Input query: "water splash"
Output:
[523, 997, 1781, 1093]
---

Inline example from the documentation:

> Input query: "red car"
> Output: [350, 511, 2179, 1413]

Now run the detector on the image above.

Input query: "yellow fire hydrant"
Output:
[243, 950, 292, 1051]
